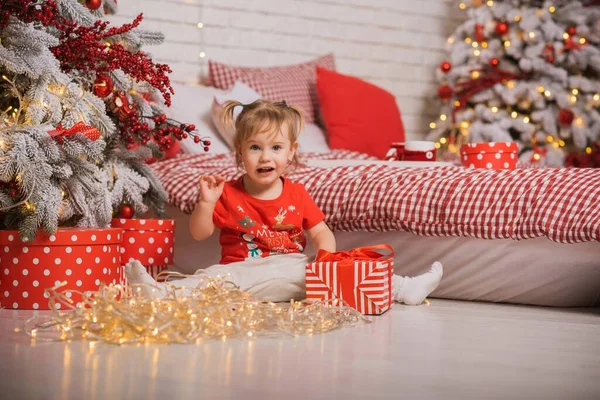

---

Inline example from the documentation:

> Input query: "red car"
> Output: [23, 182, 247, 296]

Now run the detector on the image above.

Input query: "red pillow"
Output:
[316, 67, 405, 159]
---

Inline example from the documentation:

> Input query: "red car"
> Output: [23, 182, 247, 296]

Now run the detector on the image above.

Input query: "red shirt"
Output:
[213, 177, 325, 264]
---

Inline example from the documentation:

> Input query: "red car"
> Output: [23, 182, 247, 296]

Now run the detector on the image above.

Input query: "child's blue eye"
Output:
[250, 145, 260, 151]
[272, 145, 282, 151]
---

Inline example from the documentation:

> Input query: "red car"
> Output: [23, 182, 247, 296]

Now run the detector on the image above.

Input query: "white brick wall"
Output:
[110, 0, 464, 139]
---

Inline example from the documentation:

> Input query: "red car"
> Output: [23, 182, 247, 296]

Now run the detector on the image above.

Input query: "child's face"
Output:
[240, 124, 297, 187]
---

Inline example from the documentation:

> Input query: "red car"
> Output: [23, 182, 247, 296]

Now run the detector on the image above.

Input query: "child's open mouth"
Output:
[257, 167, 274, 174]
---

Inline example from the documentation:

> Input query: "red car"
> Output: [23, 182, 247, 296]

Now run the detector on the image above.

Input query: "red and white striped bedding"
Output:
[152, 150, 600, 244]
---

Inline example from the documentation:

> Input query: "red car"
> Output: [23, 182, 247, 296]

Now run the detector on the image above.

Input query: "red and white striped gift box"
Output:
[305, 245, 394, 315]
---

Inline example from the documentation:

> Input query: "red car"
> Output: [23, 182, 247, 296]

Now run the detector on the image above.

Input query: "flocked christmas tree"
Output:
[0, 0, 209, 240]
[428, 0, 600, 167]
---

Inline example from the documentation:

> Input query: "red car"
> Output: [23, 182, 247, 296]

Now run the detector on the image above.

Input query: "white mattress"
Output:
[167, 206, 600, 307]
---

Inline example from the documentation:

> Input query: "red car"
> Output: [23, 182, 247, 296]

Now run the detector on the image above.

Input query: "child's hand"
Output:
[198, 175, 225, 204]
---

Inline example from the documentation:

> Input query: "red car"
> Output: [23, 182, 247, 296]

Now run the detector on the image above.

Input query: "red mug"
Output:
[385, 141, 436, 161]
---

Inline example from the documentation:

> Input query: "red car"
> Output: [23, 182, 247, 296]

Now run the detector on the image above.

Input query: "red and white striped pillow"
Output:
[208, 54, 335, 123]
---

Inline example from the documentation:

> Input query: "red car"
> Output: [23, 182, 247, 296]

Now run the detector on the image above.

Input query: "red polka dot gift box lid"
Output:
[460, 142, 519, 170]
[0, 227, 124, 310]
[111, 218, 175, 267]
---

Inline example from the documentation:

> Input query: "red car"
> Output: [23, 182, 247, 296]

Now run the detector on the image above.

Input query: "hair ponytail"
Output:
[220, 100, 243, 131]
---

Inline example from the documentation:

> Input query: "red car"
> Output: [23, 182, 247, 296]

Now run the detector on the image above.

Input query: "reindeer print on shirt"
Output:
[272, 207, 296, 231]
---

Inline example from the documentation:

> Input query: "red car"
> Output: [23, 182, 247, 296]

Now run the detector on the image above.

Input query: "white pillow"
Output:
[168, 82, 230, 154]
[298, 123, 330, 153]
[211, 81, 330, 153]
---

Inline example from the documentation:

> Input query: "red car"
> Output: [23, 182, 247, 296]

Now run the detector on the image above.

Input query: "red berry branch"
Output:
[51, 14, 174, 106]
[110, 92, 210, 152]
[0, 1, 173, 106]
[0, 0, 59, 28]
[1, 0, 209, 152]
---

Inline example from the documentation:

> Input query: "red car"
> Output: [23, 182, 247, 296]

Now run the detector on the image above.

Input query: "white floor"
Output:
[1, 299, 599, 400]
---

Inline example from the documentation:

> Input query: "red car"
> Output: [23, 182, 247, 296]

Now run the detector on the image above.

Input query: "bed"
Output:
[152, 149, 600, 307]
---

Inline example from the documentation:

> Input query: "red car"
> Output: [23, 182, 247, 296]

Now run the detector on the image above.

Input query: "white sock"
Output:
[393, 262, 443, 305]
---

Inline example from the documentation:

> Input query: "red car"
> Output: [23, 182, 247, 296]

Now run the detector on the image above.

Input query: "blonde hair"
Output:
[221, 99, 304, 168]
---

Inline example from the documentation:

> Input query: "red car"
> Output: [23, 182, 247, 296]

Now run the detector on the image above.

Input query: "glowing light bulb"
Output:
[586, 147, 592, 154]
[491, 106, 499, 112]
[563, 33, 570, 40]
[523, 116, 530, 123]
[440, 114, 447, 121]
[197, 22, 204, 28]
[448, 37, 455, 44]
[507, 81, 515, 89]
[474, 49, 481, 56]
[435, 142, 441, 149]
[549, 5, 556, 13]
[579, 38, 586, 45]
[459, 3, 466, 9]
[465, 37, 472, 44]
[504, 41, 511, 48]
[528, 32, 535, 39]
[471, 71, 480, 79]
[572, 89, 579, 95]
[515, 15, 521, 22]
[429, 122, 437, 129]
[547, 136, 554, 142]
[440, 137, 447, 144]
[544, 90, 551, 97]
[533, 153, 541, 161]
[199, 52, 206, 58]
[594, 94, 600, 101]
[472, 42, 479, 48]
[487, 0, 494, 6]
[511, 111, 518, 118]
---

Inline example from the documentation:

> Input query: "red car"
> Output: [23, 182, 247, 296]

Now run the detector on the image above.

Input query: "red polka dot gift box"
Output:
[0, 227, 123, 310]
[111, 218, 175, 281]
[460, 142, 519, 170]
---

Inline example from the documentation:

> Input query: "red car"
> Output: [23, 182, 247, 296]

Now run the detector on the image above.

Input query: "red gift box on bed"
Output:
[0, 227, 123, 310]
[305, 245, 394, 315]
[111, 218, 175, 281]
[460, 142, 519, 170]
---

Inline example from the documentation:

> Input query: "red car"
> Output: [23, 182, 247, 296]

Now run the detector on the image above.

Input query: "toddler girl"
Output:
[126, 99, 443, 305]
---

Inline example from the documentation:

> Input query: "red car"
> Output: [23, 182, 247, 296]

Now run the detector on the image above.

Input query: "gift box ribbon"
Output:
[48, 122, 101, 143]
[316, 244, 393, 262]
[315, 245, 394, 309]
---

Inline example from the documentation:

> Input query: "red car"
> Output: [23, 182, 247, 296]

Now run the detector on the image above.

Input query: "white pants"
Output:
[171, 253, 308, 302]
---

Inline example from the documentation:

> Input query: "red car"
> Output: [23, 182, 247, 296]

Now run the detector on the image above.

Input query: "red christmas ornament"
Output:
[543, 43, 555, 63]
[437, 84, 453, 100]
[495, 21, 509, 36]
[85, 0, 102, 10]
[440, 60, 452, 73]
[112, 92, 134, 121]
[118, 204, 135, 219]
[475, 24, 486, 42]
[93, 74, 114, 98]
[567, 26, 577, 36]
[489, 58, 500, 67]
[558, 109, 575, 126]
